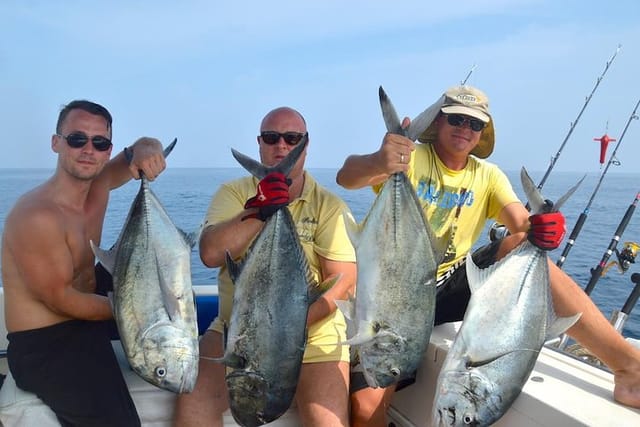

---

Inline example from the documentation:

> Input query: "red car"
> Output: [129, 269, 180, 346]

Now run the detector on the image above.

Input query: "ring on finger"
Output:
[400, 153, 405, 163]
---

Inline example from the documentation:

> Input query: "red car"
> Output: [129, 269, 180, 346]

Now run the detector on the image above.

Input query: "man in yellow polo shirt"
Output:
[174, 106, 357, 427]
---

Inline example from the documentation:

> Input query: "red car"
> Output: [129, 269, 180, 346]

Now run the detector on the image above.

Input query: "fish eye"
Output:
[155, 367, 167, 378]
[390, 367, 400, 377]
[463, 413, 474, 424]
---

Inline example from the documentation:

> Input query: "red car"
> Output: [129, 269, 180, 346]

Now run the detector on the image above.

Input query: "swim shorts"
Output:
[7, 321, 140, 426]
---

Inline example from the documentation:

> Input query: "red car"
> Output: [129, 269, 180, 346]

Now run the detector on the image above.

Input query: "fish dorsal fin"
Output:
[464, 252, 486, 294]
[90, 240, 117, 274]
[465, 243, 531, 294]
[231, 137, 308, 179]
[179, 228, 199, 249]
[225, 251, 243, 283]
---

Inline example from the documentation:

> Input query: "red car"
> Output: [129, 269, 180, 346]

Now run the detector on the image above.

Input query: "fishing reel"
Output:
[488, 222, 509, 242]
[603, 241, 639, 275]
[616, 242, 639, 273]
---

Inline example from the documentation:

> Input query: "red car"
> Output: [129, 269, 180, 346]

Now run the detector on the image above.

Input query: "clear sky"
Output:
[1, 0, 639, 177]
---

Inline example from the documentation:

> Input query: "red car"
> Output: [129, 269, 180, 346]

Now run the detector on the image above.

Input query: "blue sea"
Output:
[1, 168, 639, 340]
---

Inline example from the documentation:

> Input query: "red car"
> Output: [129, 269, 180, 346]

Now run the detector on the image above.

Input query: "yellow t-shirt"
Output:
[383, 144, 520, 277]
[204, 171, 356, 363]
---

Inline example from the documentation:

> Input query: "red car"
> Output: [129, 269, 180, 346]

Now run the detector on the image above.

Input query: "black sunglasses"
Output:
[260, 131, 307, 146]
[445, 114, 486, 132]
[57, 132, 113, 152]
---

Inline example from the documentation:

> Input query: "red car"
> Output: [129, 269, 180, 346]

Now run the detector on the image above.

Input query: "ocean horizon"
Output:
[1, 167, 639, 340]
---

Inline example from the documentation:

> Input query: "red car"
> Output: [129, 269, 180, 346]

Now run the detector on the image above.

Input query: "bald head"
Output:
[260, 107, 307, 132]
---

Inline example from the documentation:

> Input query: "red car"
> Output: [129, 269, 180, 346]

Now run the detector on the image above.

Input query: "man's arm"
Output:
[199, 213, 264, 268]
[336, 132, 414, 189]
[100, 137, 167, 191]
[5, 208, 112, 323]
[307, 256, 357, 327]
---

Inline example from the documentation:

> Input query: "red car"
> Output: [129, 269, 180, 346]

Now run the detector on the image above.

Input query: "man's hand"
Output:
[243, 172, 291, 221]
[527, 211, 566, 250]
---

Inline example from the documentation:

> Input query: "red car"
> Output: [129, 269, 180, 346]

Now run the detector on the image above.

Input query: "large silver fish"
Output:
[431, 167, 583, 426]
[336, 87, 441, 388]
[220, 139, 335, 427]
[91, 139, 199, 394]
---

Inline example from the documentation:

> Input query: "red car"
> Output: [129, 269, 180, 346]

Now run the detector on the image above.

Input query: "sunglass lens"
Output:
[447, 114, 485, 132]
[92, 136, 112, 151]
[282, 132, 303, 145]
[469, 119, 485, 132]
[260, 132, 280, 145]
[446, 114, 463, 127]
[66, 133, 89, 148]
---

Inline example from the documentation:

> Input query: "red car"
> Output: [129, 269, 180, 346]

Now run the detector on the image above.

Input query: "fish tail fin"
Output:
[520, 167, 584, 214]
[231, 137, 308, 179]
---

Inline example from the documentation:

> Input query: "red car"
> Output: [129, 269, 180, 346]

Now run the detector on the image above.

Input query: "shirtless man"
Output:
[1, 100, 167, 427]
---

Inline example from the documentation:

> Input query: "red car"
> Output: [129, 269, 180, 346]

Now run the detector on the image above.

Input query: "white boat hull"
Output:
[0, 286, 638, 426]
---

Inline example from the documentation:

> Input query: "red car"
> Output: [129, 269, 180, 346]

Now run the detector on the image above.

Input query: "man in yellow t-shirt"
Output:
[337, 85, 640, 426]
[174, 106, 356, 427]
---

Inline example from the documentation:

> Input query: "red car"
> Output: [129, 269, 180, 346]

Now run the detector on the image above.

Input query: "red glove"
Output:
[243, 172, 291, 221]
[527, 212, 566, 250]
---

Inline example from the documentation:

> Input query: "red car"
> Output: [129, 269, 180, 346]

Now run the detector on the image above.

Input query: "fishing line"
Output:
[530, 44, 621, 201]
[460, 64, 477, 85]
[489, 45, 622, 241]
[556, 98, 640, 268]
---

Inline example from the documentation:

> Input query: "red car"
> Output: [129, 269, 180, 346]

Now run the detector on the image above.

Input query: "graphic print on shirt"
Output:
[415, 177, 474, 263]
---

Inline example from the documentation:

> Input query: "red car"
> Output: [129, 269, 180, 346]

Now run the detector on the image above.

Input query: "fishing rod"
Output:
[561, 272, 640, 362]
[556, 97, 640, 268]
[531, 44, 621, 198]
[554, 195, 639, 351]
[582, 192, 640, 295]
[610, 272, 640, 335]
[460, 64, 477, 85]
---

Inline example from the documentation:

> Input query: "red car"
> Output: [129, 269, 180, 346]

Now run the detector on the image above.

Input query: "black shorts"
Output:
[350, 240, 501, 394]
[6, 268, 140, 427]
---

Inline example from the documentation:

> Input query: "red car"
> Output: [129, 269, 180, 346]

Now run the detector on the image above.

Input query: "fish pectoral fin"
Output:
[343, 211, 362, 248]
[157, 273, 180, 322]
[308, 273, 341, 303]
[341, 322, 381, 346]
[335, 298, 355, 320]
[467, 348, 540, 368]
[223, 352, 247, 369]
[546, 312, 582, 340]
[90, 240, 117, 274]
[107, 292, 115, 312]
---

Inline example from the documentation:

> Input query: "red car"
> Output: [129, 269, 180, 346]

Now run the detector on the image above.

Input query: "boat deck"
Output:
[0, 287, 638, 426]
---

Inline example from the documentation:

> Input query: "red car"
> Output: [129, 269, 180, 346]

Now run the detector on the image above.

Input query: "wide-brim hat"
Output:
[417, 85, 495, 159]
